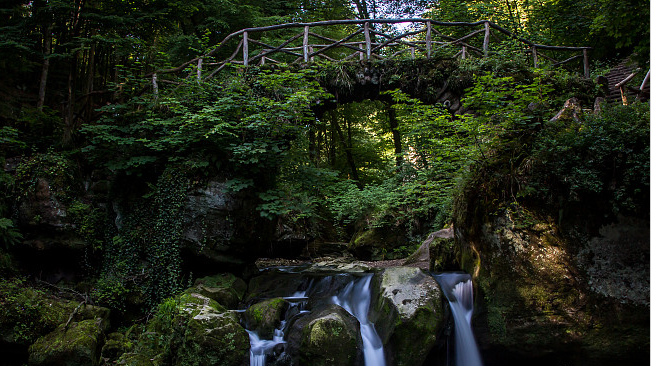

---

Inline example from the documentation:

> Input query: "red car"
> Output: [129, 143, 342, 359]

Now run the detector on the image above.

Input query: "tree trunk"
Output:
[37, 22, 52, 111]
[332, 115, 360, 182]
[387, 106, 403, 167]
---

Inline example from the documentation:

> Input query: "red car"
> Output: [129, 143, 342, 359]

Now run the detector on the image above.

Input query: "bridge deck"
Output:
[151, 19, 592, 89]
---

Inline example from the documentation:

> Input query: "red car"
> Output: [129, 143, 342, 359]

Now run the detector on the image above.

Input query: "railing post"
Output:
[197, 58, 203, 82]
[152, 73, 158, 100]
[582, 49, 589, 78]
[483, 21, 490, 57]
[303, 26, 310, 62]
[364, 22, 371, 60]
[243, 31, 249, 67]
[426, 20, 432, 59]
[532, 46, 538, 68]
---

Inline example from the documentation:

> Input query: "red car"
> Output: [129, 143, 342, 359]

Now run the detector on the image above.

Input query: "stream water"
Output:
[432, 272, 483, 366]
[332, 274, 386, 366]
[246, 270, 481, 366]
[245, 273, 386, 366]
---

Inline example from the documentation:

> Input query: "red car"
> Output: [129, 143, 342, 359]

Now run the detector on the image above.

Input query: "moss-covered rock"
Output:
[122, 291, 248, 366]
[244, 297, 289, 338]
[116, 353, 154, 366]
[101, 332, 134, 361]
[0, 278, 110, 346]
[177, 306, 249, 366]
[28, 319, 105, 366]
[192, 273, 247, 309]
[348, 226, 407, 260]
[286, 304, 362, 366]
[371, 267, 444, 366]
[455, 203, 650, 364]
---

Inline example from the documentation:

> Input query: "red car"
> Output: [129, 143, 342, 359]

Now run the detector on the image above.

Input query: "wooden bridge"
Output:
[152, 19, 592, 87]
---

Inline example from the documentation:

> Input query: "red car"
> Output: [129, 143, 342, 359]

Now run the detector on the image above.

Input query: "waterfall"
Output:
[332, 274, 386, 366]
[245, 273, 386, 366]
[433, 272, 483, 366]
[247, 322, 286, 366]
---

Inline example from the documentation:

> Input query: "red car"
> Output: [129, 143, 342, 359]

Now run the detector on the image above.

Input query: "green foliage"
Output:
[92, 275, 131, 312]
[97, 166, 189, 312]
[0, 218, 22, 249]
[68, 201, 106, 251]
[0, 277, 79, 345]
[14, 150, 78, 203]
[526, 102, 650, 215]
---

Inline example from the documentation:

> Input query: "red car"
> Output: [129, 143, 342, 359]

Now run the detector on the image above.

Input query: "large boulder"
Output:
[176, 295, 249, 366]
[244, 297, 289, 339]
[370, 267, 444, 366]
[181, 180, 273, 271]
[455, 205, 650, 364]
[193, 273, 247, 309]
[28, 319, 106, 366]
[286, 305, 363, 366]
[120, 291, 249, 366]
[0, 283, 109, 347]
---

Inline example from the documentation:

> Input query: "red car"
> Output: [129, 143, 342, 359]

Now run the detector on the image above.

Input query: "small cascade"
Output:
[433, 272, 483, 366]
[247, 321, 286, 366]
[246, 291, 309, 366]
[332, 274, 386, 366]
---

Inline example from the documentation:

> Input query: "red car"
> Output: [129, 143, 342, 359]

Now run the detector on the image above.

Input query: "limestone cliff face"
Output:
[453, 200, 649, 365]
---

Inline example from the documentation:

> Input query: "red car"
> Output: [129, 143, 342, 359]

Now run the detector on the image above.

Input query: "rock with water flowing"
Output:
[244, 298, 290, 339]
[285, 304, 363, 366]
[371, 267, 444, 366]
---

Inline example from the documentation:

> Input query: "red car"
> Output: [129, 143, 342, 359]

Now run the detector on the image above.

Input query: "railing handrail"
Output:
[150, 18, 592, 90]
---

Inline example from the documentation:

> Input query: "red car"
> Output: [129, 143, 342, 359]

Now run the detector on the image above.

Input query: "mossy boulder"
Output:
[371, 267, 444, 366]
[348, 226, 407, 260]
[101, 332, 133, 361]
[0, 279, 110, 346]
[177, 307, 249, 366]
[455, 203, 650, 364]
[121, 292, 249, 366]
[286, 304, 362, 366]
[28, 319, 105, 366]
[244, 297, 289, 338]
[192, 273, 247, 309]
[116, 353, 154, 366]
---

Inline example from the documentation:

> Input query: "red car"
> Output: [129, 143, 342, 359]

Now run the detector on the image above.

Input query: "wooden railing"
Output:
[152, 19, 592, 86]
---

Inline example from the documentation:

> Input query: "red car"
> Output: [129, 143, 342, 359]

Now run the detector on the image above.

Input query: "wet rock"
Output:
[244, 298, 289, 338]
[371, 267, 444, 366]
[28, 319, 105, 366]
[245, 272, 308, 304]
[286, 304, 363, 366]
[455, 205, 650, 364]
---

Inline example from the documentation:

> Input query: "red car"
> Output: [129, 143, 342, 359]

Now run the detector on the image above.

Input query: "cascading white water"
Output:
[433, 273, 483, 366]
[246, 286, 311, 366]
[332, 274, 386, 366]
[247, 321, 287, 366]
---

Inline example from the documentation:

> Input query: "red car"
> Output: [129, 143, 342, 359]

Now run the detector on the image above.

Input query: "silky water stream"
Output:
[245, 273, 386, 366]
[432, 272, 483, 366]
